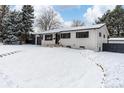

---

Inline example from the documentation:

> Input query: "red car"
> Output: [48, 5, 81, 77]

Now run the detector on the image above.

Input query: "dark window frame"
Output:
[76, 31, 89, 38]
[45, 34, 53, 41]
[40, 35, 43, 40]
[38, 35, 43, 40]
[61, 33, 71, 39]
[103, 34, 105, 38]
[99, 47, 101, 51]
[99, 32, 102, 37]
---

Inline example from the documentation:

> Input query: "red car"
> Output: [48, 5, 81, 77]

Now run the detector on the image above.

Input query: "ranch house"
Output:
[34, 23, 109, 51]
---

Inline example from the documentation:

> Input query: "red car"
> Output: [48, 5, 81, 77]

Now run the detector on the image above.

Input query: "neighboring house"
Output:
[33, 23, 109, 51]
[103, 38, 124, 53]
[108, 38, 124, 44]
[102, 37, 124, 53]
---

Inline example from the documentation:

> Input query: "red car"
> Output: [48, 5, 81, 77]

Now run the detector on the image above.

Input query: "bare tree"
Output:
[71, 20, 84, 27]
[37, 8, 62, 31]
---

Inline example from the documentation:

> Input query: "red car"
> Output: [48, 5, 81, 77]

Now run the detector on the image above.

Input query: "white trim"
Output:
[109, 38, 124, 41]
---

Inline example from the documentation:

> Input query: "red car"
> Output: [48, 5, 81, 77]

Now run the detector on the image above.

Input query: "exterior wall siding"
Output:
[42, 34, 55, 46]
[96, 25, 108, 51]
[59, 30, 97, 51]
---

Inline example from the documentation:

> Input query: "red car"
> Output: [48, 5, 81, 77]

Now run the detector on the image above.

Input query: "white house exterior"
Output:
[34, 23, 109, 51]
[108, 38, 124, 44]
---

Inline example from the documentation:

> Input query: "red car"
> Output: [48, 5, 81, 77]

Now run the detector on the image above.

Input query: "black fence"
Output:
[26, 34, 35, 44]
[26, 39, 35, 44]
[103, 43, 124, 53]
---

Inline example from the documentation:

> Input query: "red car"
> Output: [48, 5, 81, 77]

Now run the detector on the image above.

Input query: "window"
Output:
[66, 46, 71, 48]
[99, 32, 102, 37]
[80, 46, 85, 49]
[103, 34, 105, 38]
[45, 34, 53, 40]
[39, 35, 43, 40]
[76, 32, 89, 38]
[99, 47, 101, 51]
[61, 33, 70, 39]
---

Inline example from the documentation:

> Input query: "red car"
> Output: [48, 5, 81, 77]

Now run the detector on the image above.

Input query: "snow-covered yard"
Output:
[0, 45, 124, 88]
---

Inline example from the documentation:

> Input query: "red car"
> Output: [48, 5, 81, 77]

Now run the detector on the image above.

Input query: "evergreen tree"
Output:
[2, 11, 23, 44]
[0, 5, 9, 42]
[96, 5, 124, 37]
[21, 5, 34, 43]
[14, 11, 23, 44]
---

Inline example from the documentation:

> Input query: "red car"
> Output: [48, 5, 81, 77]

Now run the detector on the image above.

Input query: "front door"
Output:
[37, 37, 42, 45]
[55, 33, 60, 44]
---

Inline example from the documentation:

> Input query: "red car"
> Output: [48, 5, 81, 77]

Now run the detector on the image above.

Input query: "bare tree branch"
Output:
[71, 20, 84, 27]
[37, 8, 62, 31]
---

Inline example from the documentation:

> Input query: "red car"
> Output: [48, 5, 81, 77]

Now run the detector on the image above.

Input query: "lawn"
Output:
[0, 45, 124, 88]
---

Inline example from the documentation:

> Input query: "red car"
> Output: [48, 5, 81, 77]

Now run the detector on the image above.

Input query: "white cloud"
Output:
[64, 21, 72, 27]
[11, 5, 23, 11]
[83, 5, 116, 25]
[14, 5, 22, 11]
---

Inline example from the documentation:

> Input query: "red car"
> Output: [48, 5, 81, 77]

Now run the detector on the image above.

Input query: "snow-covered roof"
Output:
[33, 23, 105, 34]
[109, 38, 124, 41]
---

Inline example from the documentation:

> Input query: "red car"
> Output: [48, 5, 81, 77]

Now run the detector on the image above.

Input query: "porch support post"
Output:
[35, 35, 38, 45]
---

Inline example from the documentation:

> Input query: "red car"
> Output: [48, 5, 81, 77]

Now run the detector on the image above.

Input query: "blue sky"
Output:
[53, 5, 92, 22]
[52, 5, 116, 25]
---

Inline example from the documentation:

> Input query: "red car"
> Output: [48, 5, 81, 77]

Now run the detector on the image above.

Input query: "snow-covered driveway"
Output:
[0, 45, 124, 88]
[0, 45, 103, 88]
